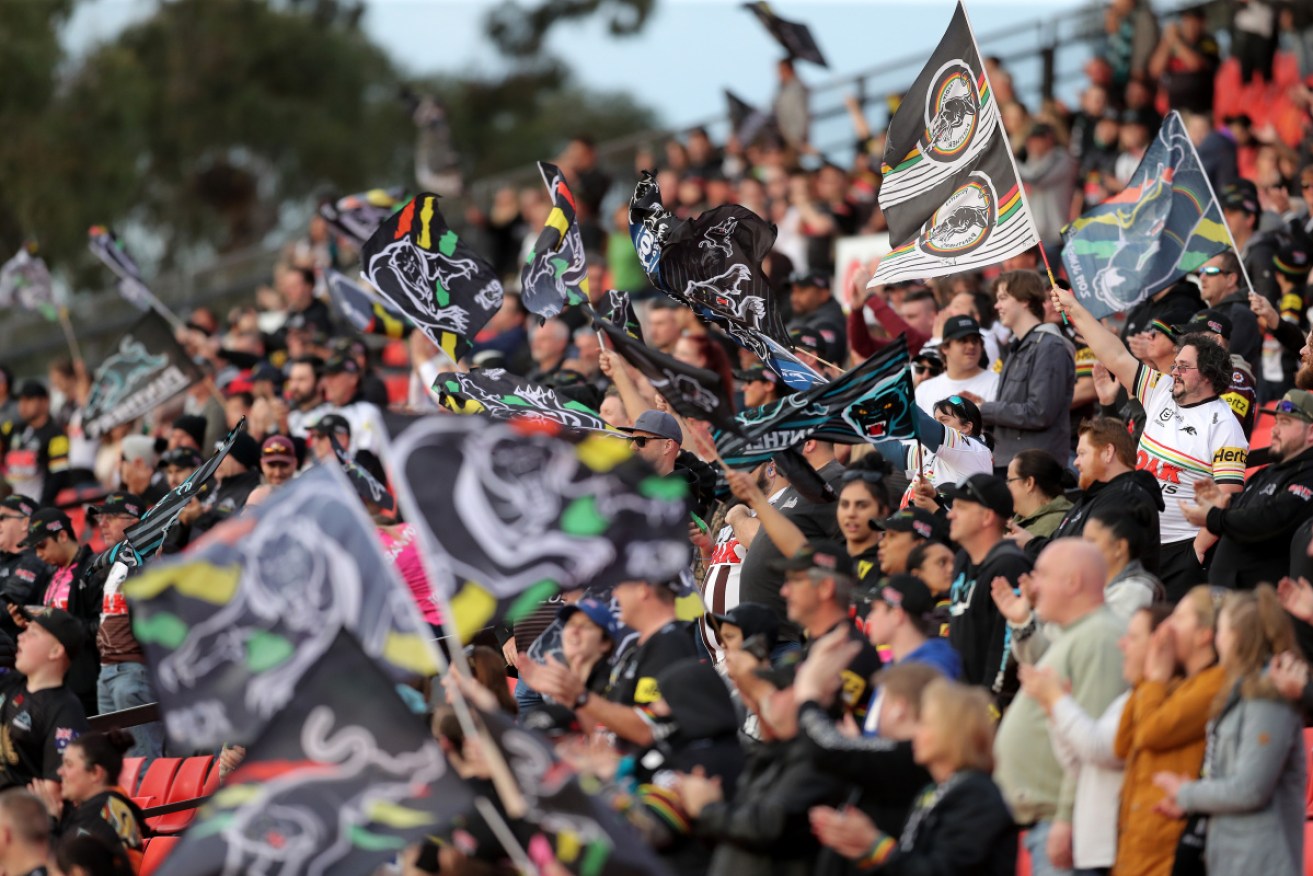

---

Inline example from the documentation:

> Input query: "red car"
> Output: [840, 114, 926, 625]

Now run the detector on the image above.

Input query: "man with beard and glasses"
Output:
[1181, 389, 1313, 589]
[1053, 286, 1247, 601]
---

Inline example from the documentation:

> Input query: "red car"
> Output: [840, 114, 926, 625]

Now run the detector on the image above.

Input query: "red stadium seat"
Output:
[140, 835, 180, 876]
[118, 756, 145, 795]
[1304, 727, 1313, 818]
[148, 756, 214, 835]
[1016, 830, 1031, 876]
[385, 373, 410, 406]
[381, 340, 410, 368]
[1305, 822, 1313, 876]
[203, 758, 222, 795]
[135, 758, 180, 811]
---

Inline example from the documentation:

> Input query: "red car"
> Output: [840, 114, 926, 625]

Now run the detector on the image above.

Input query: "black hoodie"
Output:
[1026, 468, 1165, 572]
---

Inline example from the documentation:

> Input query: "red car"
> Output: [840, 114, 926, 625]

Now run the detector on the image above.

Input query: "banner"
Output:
[361, 193, 504, 362]
[743, 1, 828, 67]
[628, 171, 683, 286]
[601, 288, 644, 345]
[325, 269, 411, 339]
[521, 161, 590, 318]
[87, 226, 176, 320]
[1061, 110, 1230, 318]
[81, 312, 201, 439]
[319, 187, 406, 247]
[0, 247, 58, 319]
[436, 368, 617, 433]
[123, 464, 439, 750]
[713, 337, 916, 466]
[151, 631, 470, 876]
[724, 89, 771, 146]
[386, 415, 690, 642]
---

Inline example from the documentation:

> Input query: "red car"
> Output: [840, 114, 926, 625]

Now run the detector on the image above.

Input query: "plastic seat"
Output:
[381, 340, 410, 369]
[118, 756, 145, 795]
[140, 835, 180, 876]
[1304, 727, 1313, 817]
[134, 758, 180, 811]
[148, 756, 214, 834]
[1016, 830, 1031, 876]
[203, 758, 222, 794]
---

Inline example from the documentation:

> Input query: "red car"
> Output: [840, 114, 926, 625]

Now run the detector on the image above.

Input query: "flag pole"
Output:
[56, 307, 85, 372]
[1174, 109, 1258, 298]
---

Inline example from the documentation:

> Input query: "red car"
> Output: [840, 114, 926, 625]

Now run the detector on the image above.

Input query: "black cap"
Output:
[1177, 308, 1232, 340]
[227, 432, 261, 471]
[1220, 181, 1259, 216]
[858, 573, 936, 618]
[1026, 122, 1055, 139]
[711, 602, 780, 654]
[87, 491, 145, 521]
[252, 362, 285, 385]
[782, 540, 855, 578]
[30, 608, 82, 660]
[15, 380, 49, 400]
[873, 507, 946, 542]
[324, 354, 361, 376]
[1276, 236, 1313, 277]
[0, 495, 37, 519]
[170, 415, 208, 449]
[789, 270, 830, 289]
[941, 315, 983, 343]
[20, 508, 73, 549]
[733, 365, 778, 385]
[790, 327, 823, 353]
[1119, 108, 1157, 129]
[159, 447, 204, 470]
[941, 473, 1014, 519]
[311, 414, 351, 438]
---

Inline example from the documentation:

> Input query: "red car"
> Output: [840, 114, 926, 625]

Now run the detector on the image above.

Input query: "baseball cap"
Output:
[873, 507, 947, 542]
[323, 354, 361, 376]
[227, 432, 261, 471]
[15, 380, 48, 400]
[0, 495, 37, 519]
[1220, 181, 1259, 216]
[1177, 308, 1232, 340]
[1119, 108, 1157, 129]
[858, 574, 936, 618]
[622, 410, 682, 443]
[20, 508, 73, 549]
[790, 327, 823, 353]
[87, 491, 145, 521]
[1274, 389, 1313, 424]
[260, 435, 297, 465]
[711, 602, 780, 654]
[941, 473, 1014, 519]
[1276, 237, 1313, 277]
[941, 315, 983, 343]
[789, 269, 830, 289]
[159, 447, 203, 470]
[558, 598, 619, 640]
[733, 365, 778, 385]
[29, 608, 83, 660]
[311, 414, 351, 438]
[252, 362, 286, 386]
[782, 539, 855, 578]
[1026, 122, 1055, 140]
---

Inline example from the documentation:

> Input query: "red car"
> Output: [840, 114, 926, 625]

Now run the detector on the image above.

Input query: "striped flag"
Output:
[520, 161, 589, 318]
[871, 1, 1039, 286]
[1061, 110, 1230, 318]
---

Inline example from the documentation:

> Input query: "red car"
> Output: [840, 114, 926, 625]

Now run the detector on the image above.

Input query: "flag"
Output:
[386, 415, 690, 642]
[81, 312, 201, 438]
[0, 246, 58, 320]
[436, 369, 617, 434]
[521, 162, 590, 318]
[328, 433, 396, 514]
[325, 269, 411, 339]
[592, 310, 739, 431]
[1061, 110, 1230, 318]
[759, 333, 827, 390]
[123, 464, 439, 751]
[480, 708, 676, 876]
[150, 631, 471, 876]
[601, 288, 644, 345]
[629, 171, 684, 285]
[87, 226, 171, 316]
[714, 338, 916, 467]
[743, 1, 828, 67]
[725, 89, 771, 146]
[319, 187, 406, 247]
[361, 193, 505, 362]
[872, 139, 1038, 285]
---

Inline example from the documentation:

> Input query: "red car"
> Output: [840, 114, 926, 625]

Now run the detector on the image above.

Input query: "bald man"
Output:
[992, 539, 1127, 875]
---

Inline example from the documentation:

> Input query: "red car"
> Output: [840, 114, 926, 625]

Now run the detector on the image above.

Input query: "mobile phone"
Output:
[0, 595, 32, 622]
[742, 633, 771, 664]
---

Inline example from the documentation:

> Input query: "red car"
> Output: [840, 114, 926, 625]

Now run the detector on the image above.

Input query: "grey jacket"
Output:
[982, 323, 1075, 467]
[1175, 689, 1305, 876]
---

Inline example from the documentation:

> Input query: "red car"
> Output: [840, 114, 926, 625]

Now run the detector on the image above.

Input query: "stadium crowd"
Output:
[5, 1, 1313, 875]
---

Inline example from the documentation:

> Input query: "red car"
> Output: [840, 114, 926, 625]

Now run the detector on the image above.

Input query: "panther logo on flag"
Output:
[917, 171, 997, 258]
[922, 60, 980, 161]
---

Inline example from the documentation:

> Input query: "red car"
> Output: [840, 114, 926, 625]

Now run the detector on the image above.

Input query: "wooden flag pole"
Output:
[56, 307, 85, 372]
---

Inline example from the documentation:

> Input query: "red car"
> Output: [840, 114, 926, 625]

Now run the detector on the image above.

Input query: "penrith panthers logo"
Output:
[923, 60, 980, 161]
[917, 171, 997, 258]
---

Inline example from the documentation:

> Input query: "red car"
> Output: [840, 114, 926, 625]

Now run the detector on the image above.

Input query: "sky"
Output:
[64, 0, 1105, 138]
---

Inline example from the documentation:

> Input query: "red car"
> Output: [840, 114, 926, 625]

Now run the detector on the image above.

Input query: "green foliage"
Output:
[484, 0, 656, 57]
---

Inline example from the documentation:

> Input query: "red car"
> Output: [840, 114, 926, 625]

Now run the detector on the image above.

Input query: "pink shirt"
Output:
[378, 524, 442, 626]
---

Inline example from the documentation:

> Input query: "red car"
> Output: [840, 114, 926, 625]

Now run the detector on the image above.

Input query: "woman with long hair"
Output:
[674, 335, 737, 412]
[1006, 449, 1071, 539]
[1082, 504, 1164, 621]
[1111, 585, 1227, 876]
[1154, 586, 1306, 876]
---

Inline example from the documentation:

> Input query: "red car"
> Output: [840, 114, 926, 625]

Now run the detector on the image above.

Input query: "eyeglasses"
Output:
[1169, 362, 1198, 374]
[1005, 477, 1026, 484]
[0, 515, 24, 522]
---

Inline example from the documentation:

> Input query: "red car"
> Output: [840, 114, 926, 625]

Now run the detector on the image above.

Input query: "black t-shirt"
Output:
[0, 674, 88, 788]
[802, 620, 882, 723]
[605, 620, 698, 708]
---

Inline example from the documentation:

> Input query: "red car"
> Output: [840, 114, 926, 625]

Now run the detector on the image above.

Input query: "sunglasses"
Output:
[1197, 266, 1232, 277]
[840, 469, 885, 486]
[262, 460, 294, 469]
[1275, 399, 1313, 420]
[912, 364, 941, 376]
[630, 437, 659, 448]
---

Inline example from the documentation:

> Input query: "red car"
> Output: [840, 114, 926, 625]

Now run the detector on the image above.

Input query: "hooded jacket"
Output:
[1206, 445, 1313, 589]
[1027, 469, 1165, 572]
[981, 322, 1075, 468]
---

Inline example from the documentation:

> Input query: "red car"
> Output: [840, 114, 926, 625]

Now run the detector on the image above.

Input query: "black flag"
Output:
[436, 369, 617, 434]
[319, 187, 406, 247]
[324, 269, 411, 339]
[592, 310, 739, 432]
[361, 193, 505, 362]
[150, 632, 471, 876]
[725, 89, 771, 146]
[601, 288, 644, 345]
[328, 432, 396, 514]
[744, 1, 829, 67]
[81, 312, 201, 438]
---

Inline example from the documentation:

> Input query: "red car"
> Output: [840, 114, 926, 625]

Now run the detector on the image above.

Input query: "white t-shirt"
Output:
[915, 370, 1001, 416]
[1132, 364, 1248, 544]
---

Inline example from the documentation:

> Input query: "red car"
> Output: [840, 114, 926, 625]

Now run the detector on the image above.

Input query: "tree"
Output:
[484, 0, 656, 57]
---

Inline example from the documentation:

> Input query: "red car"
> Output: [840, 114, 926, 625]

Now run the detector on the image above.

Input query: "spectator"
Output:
[1154, 586, 1305, 876]
[1082, 504, 1164, 619]
[318, 353, 387, 455]
[1148, 9, 1221, 115]
[116, 436, 165, 505]
[734, 366, 784, 410]
[1018, 123, 1077, 254]
[913, 316, 998, 415]
[1, 382, 69, 508]
[1196, 251, 1264, 375]
[0, 495, 49, 645]
[810, 678, 1017, 874]
[1053, 286, 1247, 601]
[893, 396, 993, 489]
[874, 507, 948, 580]
[0, 789, 53, 876]
[29, 730, 144, 868]
[977, 271, 1075, 472]
[276, 356, 327, 441]
[1113, 584, 1225, 876]
[519, 598, 615, 734]
[645, 300, 684, 356]
[787, 271, 846, 365]
[773, 59, 809, 155]
[1165, 310, 1258, 439]
[190, 432, 262, 533]
[623, 410, 683, 477]
[994, 539, 1127, 876]
[1006, 449, 1073, 540]
[1105, 0, 1160, 90]
[258, 435, 297, 488]
[1232, 0, 1280, 84]
[276, 265, 333, 338]
[859, 574, 962, 681]
[53, 834, 135, 876]
[526, 319, 571, 383]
